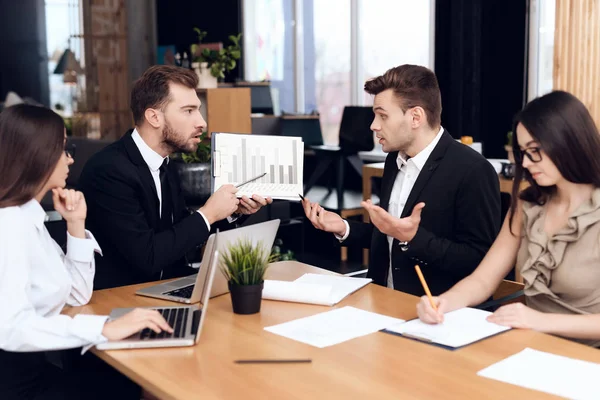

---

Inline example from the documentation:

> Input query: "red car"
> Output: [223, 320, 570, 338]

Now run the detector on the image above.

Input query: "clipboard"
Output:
[210, 132, 304, 200]
[381, 308, 512, 350]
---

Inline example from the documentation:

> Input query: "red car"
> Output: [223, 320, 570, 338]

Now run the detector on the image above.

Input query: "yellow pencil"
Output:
[414, 265, 438, 311]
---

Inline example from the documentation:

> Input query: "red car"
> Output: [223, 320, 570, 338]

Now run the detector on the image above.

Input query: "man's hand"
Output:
[199, 184, 240, 224]
[301, 198, 346, 236]
[236, 194, 273, 215]
[362, 200, 425, 242]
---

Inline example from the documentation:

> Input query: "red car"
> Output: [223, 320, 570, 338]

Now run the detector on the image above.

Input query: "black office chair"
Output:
[303, 106, 374, 209]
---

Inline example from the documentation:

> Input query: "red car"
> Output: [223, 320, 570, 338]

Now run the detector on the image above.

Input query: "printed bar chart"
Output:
[213, 133, 304, 200]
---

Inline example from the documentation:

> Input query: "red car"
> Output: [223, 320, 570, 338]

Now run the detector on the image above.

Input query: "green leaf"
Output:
[220, 238, 274, 285]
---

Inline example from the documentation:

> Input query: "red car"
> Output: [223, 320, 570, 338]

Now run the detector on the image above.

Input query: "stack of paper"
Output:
[262, 274, 372, 306]
[264, 306, 404, 348]
[384, 307, 511, 349]
[478, 348, 600, 399]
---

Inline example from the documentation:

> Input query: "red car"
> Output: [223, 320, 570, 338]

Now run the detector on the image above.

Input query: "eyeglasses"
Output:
[64, 143, 76, 159]
[515, 146, 543, 164]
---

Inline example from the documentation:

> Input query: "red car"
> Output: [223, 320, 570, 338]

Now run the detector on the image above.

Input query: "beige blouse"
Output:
[516, 188, 600, 347]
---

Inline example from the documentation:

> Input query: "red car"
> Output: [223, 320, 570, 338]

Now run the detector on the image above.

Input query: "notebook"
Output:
[383, 307, 511, 350]
[262, 273, 372, 306]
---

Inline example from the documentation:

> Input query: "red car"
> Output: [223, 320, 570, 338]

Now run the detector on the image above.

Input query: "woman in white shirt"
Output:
[0, 104, 173, 399]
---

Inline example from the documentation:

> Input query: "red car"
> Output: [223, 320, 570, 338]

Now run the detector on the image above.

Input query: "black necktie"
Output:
[159, 159, 173, 230]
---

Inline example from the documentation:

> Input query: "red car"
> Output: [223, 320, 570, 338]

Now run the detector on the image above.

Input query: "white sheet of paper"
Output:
[213, 133, 304, 199]
[478, 348, 600, 399]
[262, 280, 333, 305]
[264, 306, 405, 348]
[385, 307, 510, 348]
[294, 273, 372, 305]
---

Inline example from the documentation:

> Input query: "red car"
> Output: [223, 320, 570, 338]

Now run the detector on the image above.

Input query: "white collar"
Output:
[20, 199, 46, 231]
[131, 128, 168, 171]
[396, 126, 444, 170]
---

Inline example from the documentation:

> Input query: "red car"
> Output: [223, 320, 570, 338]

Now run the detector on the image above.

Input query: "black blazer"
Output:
[79, 131, 216, 289]
[344, 131, 501, 296]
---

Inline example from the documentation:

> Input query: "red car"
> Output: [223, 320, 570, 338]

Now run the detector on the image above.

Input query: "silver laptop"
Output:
[135, 219, 280, 303]
[95, 232, 220, 350]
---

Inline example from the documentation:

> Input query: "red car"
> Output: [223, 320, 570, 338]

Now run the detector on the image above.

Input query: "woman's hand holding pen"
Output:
[416, 296, 448, 324]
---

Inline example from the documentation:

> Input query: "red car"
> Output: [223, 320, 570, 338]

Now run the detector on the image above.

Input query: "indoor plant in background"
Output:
[171, 131, 212, 207]
[190, 28, 242, 89]
[221, 238, 276, 315]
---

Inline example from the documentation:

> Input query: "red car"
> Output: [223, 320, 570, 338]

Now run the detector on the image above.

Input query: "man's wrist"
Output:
[197, 207, 215, 225]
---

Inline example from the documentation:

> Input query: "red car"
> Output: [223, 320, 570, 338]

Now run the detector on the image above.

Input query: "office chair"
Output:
[303, 106, 374, 209]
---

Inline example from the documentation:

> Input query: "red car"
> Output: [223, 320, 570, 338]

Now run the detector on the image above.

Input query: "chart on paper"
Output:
[212, 133, 304, 200]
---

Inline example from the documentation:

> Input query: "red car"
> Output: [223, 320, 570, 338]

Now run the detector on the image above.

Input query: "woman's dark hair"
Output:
[509, 90, 600, 233]
[0, 104, 65, 207]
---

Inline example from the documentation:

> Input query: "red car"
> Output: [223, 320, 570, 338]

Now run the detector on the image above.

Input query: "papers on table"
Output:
[478, 348, 600, 400]
[384, 307, 511, 349]
[262, 274, 372, 306]
[264, 306, 405, 348]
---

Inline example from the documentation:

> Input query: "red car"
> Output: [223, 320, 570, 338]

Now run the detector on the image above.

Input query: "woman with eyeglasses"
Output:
[416, 90, 600, 346]
[0, 104, 173, 399]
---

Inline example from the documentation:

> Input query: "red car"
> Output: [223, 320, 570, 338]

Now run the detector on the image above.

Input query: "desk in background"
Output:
[66, 261, 600, 400]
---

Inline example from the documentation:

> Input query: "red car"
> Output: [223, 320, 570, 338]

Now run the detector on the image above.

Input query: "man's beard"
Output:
[161, 121, 197, 153]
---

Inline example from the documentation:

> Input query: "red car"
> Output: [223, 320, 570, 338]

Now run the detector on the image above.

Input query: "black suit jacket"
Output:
[79, 131, 219, 289]
[344, 131, 501, 296]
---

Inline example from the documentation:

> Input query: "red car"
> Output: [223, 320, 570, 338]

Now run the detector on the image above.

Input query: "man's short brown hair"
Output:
[130, 65, 199, 125]
[364, 65, 442, 129]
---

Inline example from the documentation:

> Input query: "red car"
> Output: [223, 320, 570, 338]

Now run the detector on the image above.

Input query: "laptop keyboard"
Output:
[163, 284, 195, 299]
[138, 307, 189, 340]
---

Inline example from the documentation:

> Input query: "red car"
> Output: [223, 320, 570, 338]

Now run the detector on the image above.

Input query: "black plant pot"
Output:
[228, 281, 264, 315]
[172, 161, 211, 207]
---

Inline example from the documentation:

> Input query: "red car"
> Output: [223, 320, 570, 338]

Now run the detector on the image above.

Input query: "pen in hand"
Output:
[235, 172, 267, 188]
[414, 265, 438, 312]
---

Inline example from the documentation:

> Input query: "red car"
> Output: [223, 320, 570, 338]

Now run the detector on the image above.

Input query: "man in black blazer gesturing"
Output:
[80, 66, 272, 289]
[302, 65, 501, 297]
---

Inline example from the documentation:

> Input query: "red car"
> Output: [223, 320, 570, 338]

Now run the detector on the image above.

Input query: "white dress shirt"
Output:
[338, 127, 444, 289]
[0, 200, 106, 352]
[131, 129, 211, 229]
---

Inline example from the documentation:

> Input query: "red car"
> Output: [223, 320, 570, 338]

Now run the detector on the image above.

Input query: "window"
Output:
[528, 0, 556, 100]
[243, 0, 435, 144]
[359, 0, 434, 105]
[311, 0, 351, 144]
[243, 0, 296, 114]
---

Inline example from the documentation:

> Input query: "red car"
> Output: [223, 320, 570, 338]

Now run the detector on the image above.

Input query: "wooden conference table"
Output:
[65, 261, 600, 399]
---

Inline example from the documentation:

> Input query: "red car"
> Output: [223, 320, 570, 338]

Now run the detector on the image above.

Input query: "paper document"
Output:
[262, 274, 371, 306]
[211, 133, 304, 201]
[294, 274, 372, 305]
[263, 280, 333, 305]
[385, 307, 510, 349]
[478, 348, 600, 399]
[264, 306, 405, 348]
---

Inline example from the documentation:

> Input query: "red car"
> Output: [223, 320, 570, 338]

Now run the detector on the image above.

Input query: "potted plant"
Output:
[220, 238, 276, 315]
[171, 131, 212, 207]
[190, 28, 242, 89]
[505, 131, 515, 163]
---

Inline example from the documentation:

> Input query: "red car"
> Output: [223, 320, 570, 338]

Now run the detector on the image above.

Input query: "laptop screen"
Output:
[194, 231, 219, 343]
